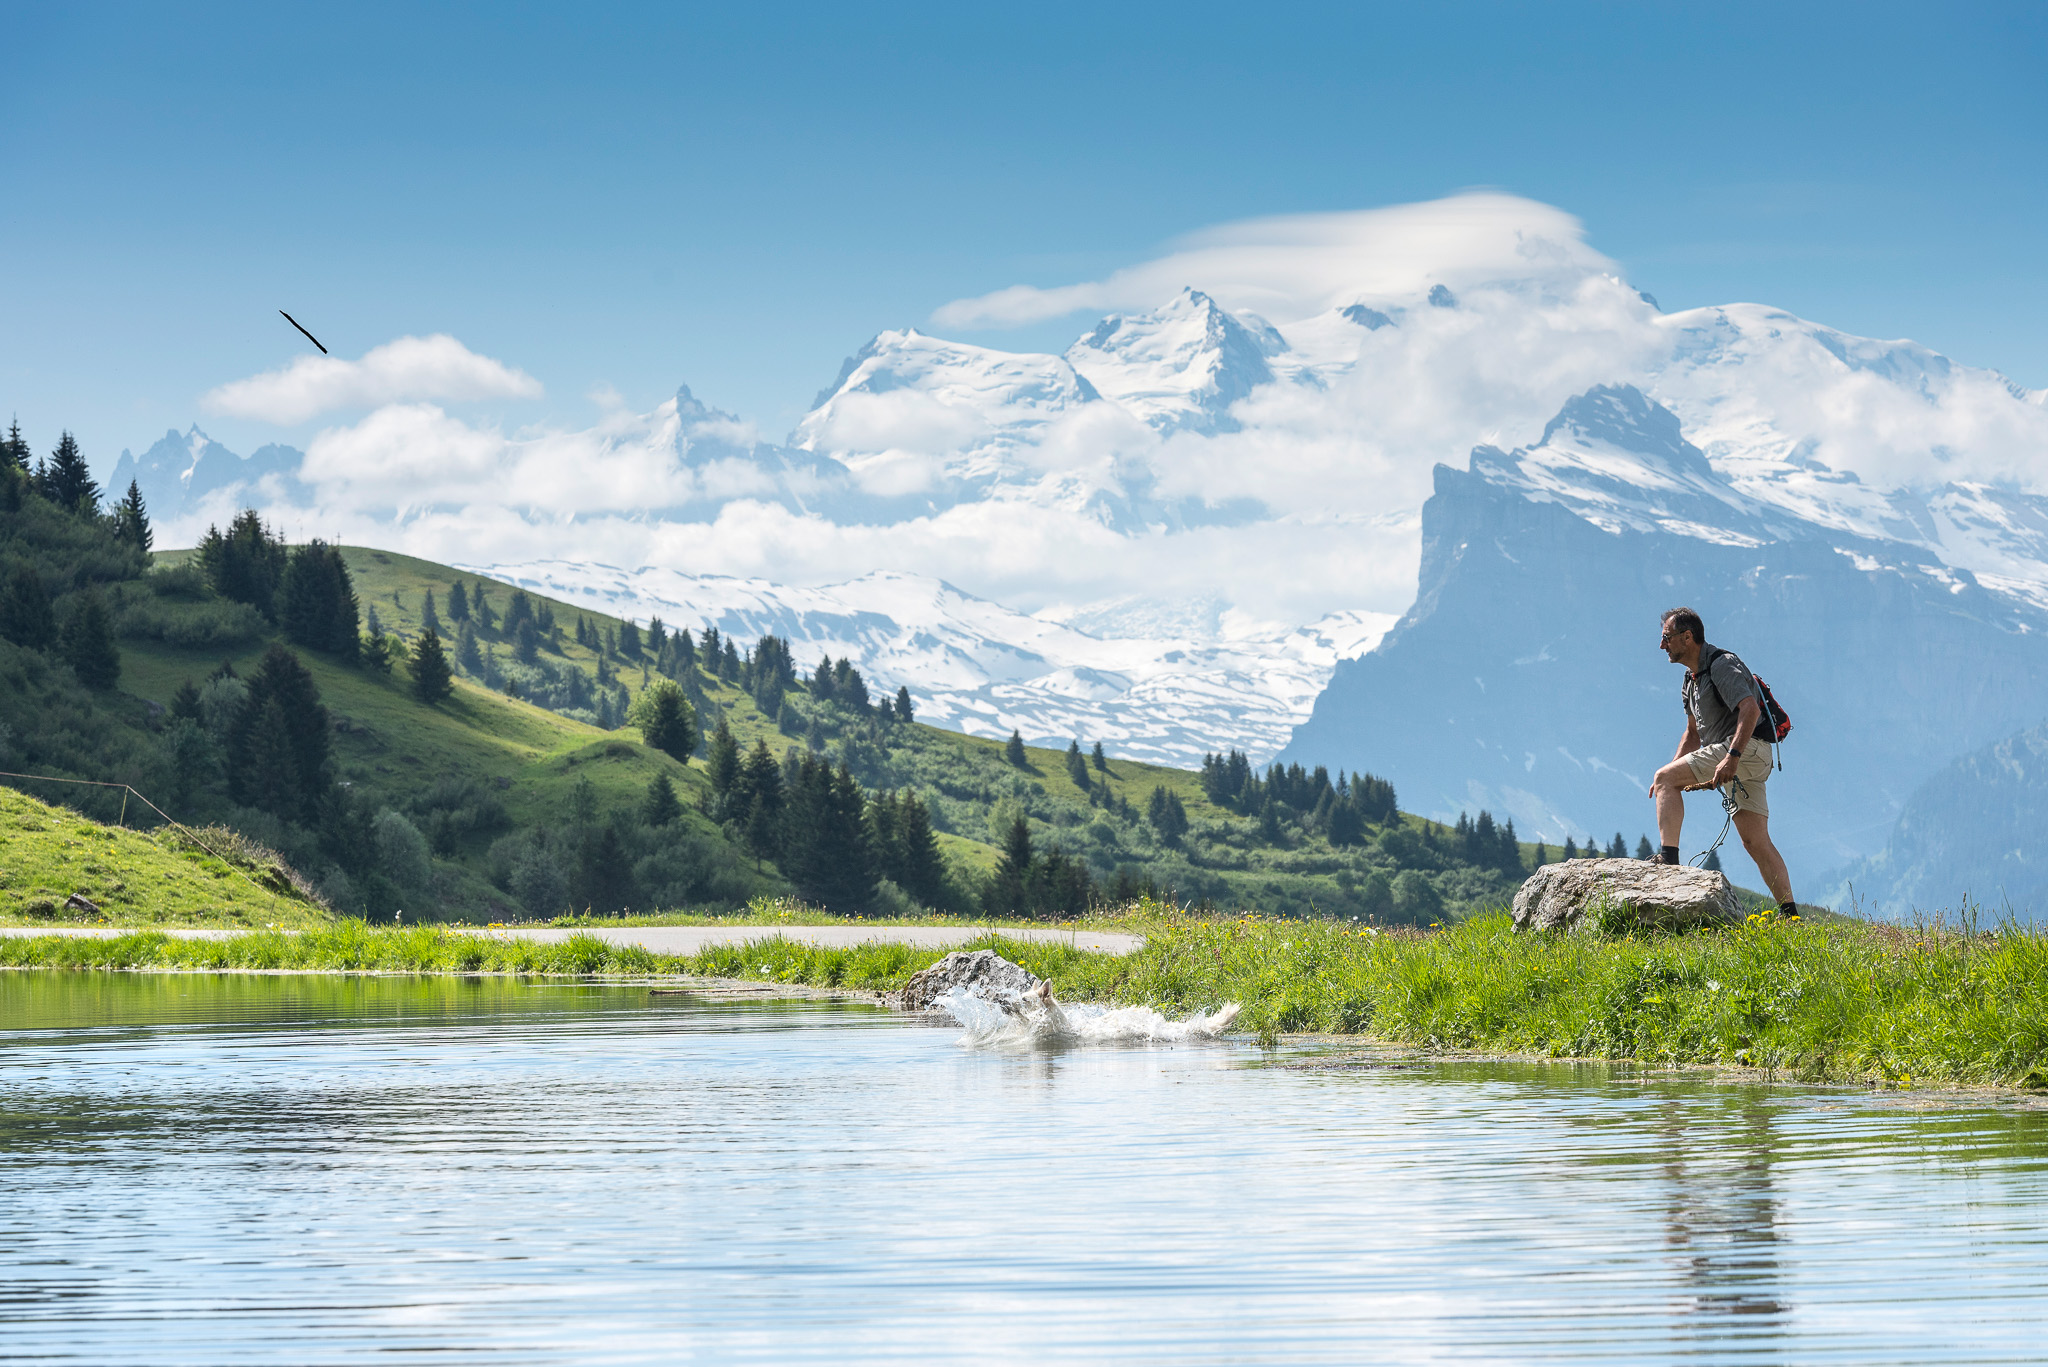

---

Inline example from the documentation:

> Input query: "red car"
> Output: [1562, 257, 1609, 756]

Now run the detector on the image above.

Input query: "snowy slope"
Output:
[1062, 288, 1295, 434]
[466, 560, 1393, 766]
[791, 329, 1107, 500]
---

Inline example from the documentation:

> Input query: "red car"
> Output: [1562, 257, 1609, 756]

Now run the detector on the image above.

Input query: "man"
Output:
[1647, 607, 1799, 919]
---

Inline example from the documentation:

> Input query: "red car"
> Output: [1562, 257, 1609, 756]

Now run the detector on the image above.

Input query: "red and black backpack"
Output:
[1701, 645, 1792, 745]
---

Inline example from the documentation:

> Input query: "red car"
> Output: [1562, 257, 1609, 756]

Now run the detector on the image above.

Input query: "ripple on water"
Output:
[0, 972, 2044, 1365]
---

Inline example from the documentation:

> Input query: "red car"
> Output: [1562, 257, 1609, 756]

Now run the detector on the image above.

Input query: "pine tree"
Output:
[1091, 741, 1107, 771]
[1064, 739, 1090, 789]
[1607, 833, 1628, 859]
[473, 585, 495, 631]
[278, 541, 360, 661]
[1146, 786, 1188, 846]
[0, 419, 27, 474]
[447, 580, 470, 622]
[421, 588, 442, 637]
[777, 755, 877, 912]
[1702, 847, 1723, 872]
[1636, 835, 1655, 860]
[1259, 795, 1284, 844]
[576, 824, 637, 914]
[59, 589, 120, 688]
[1532, 841, 1550, 867]
[706, 719, 741, 802]
[895, 792, 944, 908]
[170, 678, 203, 721]
[643, 773, 682, 827]
[114, 480, 152, 552]
[237, 698, 302, 820]
[196, 510, 287, 617]
[737, 741, 783, 860]
[629, 679, 697, 763]
[226, 645, 330, 821]
[618, 618, 642, 658]
[1327, 799, 1364, 848]
[1005, 730, 1027, 767]
[1563, 837, 1578, 861]
[42, 432, 97, 513]
[0, 566, 57, 650]
[895, 685, 914, 723]
[514, 618, 540, 664]
[456, 622, 483, 674]
[988, 815, 1033, 916]
[410, 629, 454, 703]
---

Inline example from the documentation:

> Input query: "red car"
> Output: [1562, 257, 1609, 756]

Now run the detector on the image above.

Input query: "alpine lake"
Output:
[2, 971, 2044, 1364]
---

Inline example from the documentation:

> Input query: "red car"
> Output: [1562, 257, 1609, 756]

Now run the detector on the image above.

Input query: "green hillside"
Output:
[0, 784, 331, 928]
[3, 459, 1571, 923]
[306, 546, 1551, 921]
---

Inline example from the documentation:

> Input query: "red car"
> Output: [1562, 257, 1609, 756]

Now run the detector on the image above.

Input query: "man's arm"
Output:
[1711, 697, 1762, 785]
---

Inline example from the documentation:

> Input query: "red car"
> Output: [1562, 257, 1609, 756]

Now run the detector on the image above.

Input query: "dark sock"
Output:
[1660, 846, 1680, 865]
[1778, 901, 1799, 919]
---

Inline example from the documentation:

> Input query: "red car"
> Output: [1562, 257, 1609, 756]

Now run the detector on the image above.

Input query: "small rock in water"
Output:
[1512, 858, 1741, 933]
[896, 949, 1043, 1013]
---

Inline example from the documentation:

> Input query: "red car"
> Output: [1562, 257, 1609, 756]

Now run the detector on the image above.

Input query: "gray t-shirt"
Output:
[1682, 645, 1767, 750]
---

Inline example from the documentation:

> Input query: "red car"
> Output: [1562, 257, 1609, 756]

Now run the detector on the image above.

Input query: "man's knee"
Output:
[1652, 763, 1690, 792]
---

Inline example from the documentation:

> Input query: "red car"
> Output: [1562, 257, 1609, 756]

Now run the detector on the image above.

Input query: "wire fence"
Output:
[0, 770, 276, 899]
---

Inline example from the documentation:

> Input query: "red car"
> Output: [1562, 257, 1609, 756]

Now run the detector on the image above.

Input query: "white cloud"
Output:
[932, 191, 1614, 329]
[175, 194, 2048, 645]
[203, 334, 542, 424]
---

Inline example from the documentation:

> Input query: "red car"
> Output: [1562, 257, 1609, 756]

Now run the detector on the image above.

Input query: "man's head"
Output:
[1660, 607, 1704, 665]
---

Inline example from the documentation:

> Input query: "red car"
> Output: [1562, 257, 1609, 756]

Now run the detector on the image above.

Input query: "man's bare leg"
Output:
[1731, 810, 1794, 905]
[1651, 760, 1693, 850]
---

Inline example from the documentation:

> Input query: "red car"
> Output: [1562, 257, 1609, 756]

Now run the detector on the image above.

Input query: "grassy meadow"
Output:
[0, 785, 332, 929]
[4, 898, 2044, 1090]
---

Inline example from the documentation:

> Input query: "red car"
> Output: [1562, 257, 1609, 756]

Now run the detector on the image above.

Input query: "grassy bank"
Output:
[5, 908, 2044, 1090]
[0, 785, 333, 929]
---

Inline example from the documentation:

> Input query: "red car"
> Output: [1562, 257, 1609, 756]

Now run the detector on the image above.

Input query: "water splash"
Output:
[940, 986, 1241, 1048]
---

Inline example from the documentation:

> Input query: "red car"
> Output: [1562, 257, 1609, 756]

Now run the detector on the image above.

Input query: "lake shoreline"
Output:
[5, 912, 2045, 1093]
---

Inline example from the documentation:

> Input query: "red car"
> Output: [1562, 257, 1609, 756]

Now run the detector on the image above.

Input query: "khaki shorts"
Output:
[1683, 738, 1773, 816]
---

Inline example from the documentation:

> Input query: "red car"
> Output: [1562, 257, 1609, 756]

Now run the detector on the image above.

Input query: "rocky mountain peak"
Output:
[1538, 385, 1712, 476]
[1064, 287, 1285, 434]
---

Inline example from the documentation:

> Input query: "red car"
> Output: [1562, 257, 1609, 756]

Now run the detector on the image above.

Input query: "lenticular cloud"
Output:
[931, 191, 1614, 329]
[204, 334, 542, 425]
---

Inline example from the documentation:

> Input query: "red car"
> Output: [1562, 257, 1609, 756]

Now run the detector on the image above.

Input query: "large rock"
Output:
[1512, 858, 1742, 933]
[896, 949, 1044, 1013]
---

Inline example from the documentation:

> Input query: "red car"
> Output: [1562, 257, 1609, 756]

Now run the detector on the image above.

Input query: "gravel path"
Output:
[0, 924, 1145, 954]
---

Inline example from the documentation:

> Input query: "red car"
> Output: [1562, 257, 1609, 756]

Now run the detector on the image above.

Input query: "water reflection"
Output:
[0, 974, 2044, 1365]
[1654, 1098, 1788, 1337]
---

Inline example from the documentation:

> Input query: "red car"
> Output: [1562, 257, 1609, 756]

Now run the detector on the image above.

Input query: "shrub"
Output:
[116, 596, 268, 650]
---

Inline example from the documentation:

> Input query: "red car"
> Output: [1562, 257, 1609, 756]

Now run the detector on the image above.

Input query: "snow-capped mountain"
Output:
[1064, 288, 1295, 434]
[468, 560, 1394, 767]
[114, 207, 2048, 895]
[106, 426, 306, 530]
[792, 329, 1108, 509]
[1280, 383, 2048, 881]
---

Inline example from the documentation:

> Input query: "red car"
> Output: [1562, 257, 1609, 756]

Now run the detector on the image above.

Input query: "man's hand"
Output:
[1711, 750, 1740, 787]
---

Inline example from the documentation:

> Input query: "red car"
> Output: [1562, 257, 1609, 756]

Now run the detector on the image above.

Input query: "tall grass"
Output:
[5, 908, 2045, 1088]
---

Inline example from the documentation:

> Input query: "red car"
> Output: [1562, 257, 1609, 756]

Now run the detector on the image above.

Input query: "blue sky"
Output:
[3, 1, 2044, 474]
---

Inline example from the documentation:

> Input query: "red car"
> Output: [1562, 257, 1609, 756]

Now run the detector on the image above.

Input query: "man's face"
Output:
[1660, 622, 1693, 663]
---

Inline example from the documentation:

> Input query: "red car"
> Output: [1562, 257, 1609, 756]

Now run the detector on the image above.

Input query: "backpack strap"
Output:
[1698, 644, 1757, 714]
